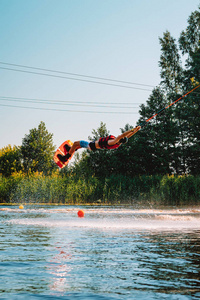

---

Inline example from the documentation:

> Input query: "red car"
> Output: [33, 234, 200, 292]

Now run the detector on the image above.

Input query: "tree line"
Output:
[0, 121, 56, 177]
[0, 7, 200, 205]
[75, 7, 200, 179]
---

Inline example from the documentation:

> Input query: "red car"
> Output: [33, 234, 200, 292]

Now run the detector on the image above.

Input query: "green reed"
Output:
[0, 172, 200, 206]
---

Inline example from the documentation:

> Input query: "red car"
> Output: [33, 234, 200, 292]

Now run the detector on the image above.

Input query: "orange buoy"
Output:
[77, 210, 84, 218]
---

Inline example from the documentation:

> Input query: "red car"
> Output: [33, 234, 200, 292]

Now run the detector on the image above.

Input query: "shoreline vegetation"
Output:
[0, 172, 200, 207]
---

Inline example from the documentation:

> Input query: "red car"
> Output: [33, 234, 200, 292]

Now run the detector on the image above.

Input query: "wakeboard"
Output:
[54, 140, 73, 169]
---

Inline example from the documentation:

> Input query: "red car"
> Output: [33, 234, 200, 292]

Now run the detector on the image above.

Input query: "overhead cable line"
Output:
[0, 103, 139, 114]
[0, 61, 155, 88]
[0, 67, 152, 91]
[0, 96, 141, 108]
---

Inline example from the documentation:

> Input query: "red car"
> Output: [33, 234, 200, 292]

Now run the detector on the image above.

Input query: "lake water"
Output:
[0, 206, 200, 299]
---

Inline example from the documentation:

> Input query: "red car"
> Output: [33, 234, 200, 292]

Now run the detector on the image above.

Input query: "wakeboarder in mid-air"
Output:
[54, 83, 200, 169]
[56, 126, 141, 166]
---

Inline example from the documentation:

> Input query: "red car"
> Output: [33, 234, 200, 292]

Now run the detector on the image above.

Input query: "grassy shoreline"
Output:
[1, 173, 200, 207]
[1, 203, 200, 210]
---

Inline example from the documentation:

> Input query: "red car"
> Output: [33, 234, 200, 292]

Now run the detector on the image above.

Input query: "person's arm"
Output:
[108, 126, 141, 145]
[125, 126, 141, 139]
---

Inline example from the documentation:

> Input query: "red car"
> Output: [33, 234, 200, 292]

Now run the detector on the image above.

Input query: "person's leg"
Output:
[69, 141, 81, 155]
[57, 141, 81, 163]
[57, 140, 90, 163]
[69, 140, 90, 154]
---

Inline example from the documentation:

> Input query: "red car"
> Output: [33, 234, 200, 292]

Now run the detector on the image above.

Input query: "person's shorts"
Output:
[80, 140, 89, 149]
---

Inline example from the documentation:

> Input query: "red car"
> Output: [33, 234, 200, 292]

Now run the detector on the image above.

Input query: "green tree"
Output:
[87, 122, 113, 178]
[177, 7, 200, 174]
[0, 145, 22, 177]
[71, 7, 200, 178]
[159, 30, 183, 93]
[179, 8, 200, 61]
[21, 121, 56, 174]
[158, 30, 186, 173]
[136, 87, 181, 175]
[88, 121, 110, 141]
[86, 122, 142, 178]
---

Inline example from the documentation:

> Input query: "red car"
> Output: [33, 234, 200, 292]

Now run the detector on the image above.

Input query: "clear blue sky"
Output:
[0, 0, 199, 149]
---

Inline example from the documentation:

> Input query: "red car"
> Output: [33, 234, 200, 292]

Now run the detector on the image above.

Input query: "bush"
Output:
[160, 175, 200, 206]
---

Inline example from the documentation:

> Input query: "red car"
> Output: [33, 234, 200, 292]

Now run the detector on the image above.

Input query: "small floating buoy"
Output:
[19, 205, 24, 209]
[77, 210, 84, 218]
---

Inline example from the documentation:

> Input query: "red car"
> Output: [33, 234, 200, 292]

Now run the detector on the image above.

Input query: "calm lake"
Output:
[0, 206, 200, 299]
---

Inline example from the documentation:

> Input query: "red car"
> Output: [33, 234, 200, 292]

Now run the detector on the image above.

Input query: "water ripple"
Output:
[0, 206, 200, 299]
